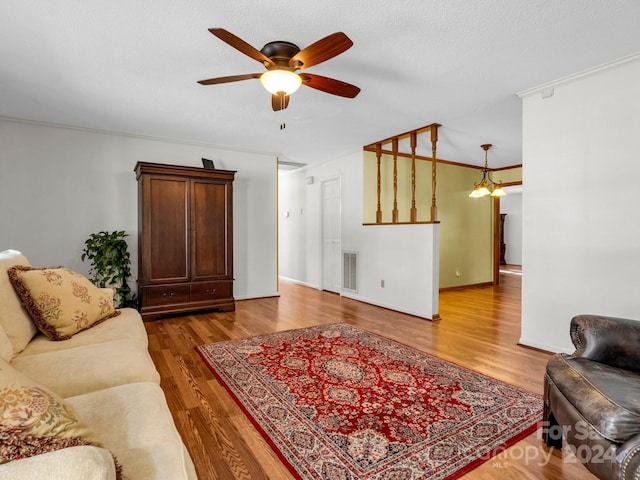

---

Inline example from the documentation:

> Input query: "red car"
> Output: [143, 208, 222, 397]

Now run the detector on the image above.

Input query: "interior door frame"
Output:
[492, 181, 522, 285]
[320, 176, 342, 293]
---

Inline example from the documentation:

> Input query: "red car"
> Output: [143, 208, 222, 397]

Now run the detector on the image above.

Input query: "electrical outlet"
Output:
[381, 279, 385, 288]
[455, 269, 461, 278]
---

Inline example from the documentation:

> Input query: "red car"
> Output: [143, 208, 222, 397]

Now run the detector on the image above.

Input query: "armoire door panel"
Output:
[146, 176, 189, 283]
[191, 180, 230, 280]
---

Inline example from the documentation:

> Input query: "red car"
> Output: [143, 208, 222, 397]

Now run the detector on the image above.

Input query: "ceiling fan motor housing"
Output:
[260, 41, 301, 69]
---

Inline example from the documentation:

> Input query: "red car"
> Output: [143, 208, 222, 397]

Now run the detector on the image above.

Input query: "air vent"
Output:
[343, 251, 358, 293]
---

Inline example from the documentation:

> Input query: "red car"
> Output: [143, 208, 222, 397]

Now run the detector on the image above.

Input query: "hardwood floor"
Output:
[145, 273, 594, 479]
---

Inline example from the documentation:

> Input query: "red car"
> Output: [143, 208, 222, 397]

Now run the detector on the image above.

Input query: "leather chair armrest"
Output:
[570, 314, 640, 372]
[614, 433, 640, 480]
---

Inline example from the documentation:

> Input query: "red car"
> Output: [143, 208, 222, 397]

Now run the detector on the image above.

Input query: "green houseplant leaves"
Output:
[81, 230, 137, 308]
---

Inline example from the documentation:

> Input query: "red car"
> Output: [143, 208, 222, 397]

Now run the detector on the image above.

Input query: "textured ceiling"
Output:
[1, 1, 639, 168]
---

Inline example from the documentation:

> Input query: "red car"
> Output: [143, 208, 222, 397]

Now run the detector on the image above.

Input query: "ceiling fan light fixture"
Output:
[260, 70, 302, 95]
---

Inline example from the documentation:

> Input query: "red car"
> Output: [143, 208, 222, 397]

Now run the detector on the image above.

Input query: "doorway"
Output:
[494, 184, 523, 283]
[321, 177, 341, 293]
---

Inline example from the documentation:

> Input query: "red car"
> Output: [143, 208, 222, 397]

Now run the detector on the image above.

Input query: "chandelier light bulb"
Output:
[477, 186, 491, 197]
[491, 185, 506, 197]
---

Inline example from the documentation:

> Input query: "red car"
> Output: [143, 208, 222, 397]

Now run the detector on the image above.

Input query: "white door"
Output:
[321, 178, 341, 293]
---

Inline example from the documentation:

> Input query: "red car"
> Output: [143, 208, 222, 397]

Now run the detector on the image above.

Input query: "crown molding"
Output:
[0, 114, 278, 159]
[517, 51, 640, 98]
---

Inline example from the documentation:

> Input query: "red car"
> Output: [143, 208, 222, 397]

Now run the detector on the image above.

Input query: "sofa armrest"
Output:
[0, 446, 116, 480]
[614, 433, 640, 480]
[570, 314, 640, 372]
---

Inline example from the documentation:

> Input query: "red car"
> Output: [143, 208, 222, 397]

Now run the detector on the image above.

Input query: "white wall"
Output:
[519, 56, 640, 353]
[0, 118, 278, 300]
[500, 191, 522, 265]
[278, 150, 440, 319]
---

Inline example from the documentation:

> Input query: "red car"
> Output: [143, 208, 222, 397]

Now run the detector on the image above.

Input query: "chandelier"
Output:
[469, 144, 506, 198]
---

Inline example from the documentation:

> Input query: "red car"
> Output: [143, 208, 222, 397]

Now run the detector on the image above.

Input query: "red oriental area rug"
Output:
[196, 323, 541, 480]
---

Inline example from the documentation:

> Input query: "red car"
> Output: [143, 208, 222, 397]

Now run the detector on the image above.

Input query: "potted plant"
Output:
[81, 230, 137, 308]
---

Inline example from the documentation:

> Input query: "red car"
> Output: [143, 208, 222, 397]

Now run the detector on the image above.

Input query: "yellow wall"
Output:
[363, 152, 521, 288]
[363, 152, 436, 223]
[492, 166, 522, 185]
[437, 162, 493, 288]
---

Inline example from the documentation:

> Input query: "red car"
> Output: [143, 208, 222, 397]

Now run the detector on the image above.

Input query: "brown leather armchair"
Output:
[543, 314, 640, 480]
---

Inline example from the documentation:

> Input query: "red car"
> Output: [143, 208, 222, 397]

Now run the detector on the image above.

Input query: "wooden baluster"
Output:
[376, 143, 382, 223]
[430, 124, 440, 222]
[410, 132, 417, 223]
[392, 138, 399, 223]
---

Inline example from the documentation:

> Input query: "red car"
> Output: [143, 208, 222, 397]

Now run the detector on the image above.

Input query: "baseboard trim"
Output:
[235, 293, 280, 301]
[439, 282, 493, 292]
[278, 276, 320, 290]
[340, 292, 438, 322]
[278, 277, 439, 321]
[517, 337, 573, 355]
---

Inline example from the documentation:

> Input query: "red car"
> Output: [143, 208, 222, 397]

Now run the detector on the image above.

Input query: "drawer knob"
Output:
[162, 292, 175, 298]
[205, 289, 217, 295]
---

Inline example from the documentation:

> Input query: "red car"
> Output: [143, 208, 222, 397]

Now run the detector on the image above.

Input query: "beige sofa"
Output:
[0, 250, 197, 479]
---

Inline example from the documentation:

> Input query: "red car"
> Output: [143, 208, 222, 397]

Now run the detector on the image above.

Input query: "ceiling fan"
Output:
[198, 28, 361, 111]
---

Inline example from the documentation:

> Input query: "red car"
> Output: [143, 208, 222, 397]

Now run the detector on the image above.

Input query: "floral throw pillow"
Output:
[1, 424, 94, 461]
[0, 359, 100, 456]
[0, 360, 123, 478]
[8, 266, 121, 341]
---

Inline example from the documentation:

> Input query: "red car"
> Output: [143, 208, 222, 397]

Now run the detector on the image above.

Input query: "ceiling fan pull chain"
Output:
[280, 94, 287, 130]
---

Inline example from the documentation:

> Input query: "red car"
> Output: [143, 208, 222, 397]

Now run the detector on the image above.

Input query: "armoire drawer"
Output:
[190, 281, 232, 302]
[142, 284, 190, 306]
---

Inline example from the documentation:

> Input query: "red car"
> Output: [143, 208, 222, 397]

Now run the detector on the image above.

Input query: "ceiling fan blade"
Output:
[272, 93, 290, 111]
[289, 32, 353, 69]
[208, 28, 275, 68]
[300, 73, 360, 98]
[198, 73, 262, 85]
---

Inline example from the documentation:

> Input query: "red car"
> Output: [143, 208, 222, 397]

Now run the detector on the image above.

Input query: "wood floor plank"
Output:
[146, 272, 596, 479]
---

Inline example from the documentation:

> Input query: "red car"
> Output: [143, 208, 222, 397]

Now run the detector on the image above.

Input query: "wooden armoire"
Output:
[134, 162, 235, 320]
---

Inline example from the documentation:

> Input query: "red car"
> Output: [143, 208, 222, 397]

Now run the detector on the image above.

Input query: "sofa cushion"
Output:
[0, 250, 38, 357]
[0, 327, 13, 364]
[8, 265, 120, 341]
[19, 308, 148, 357]
[11, 338, 161, 398]
[67, 382, 195, 480]
[0, 358, 100, 446]
[546, 353, 640, 442]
